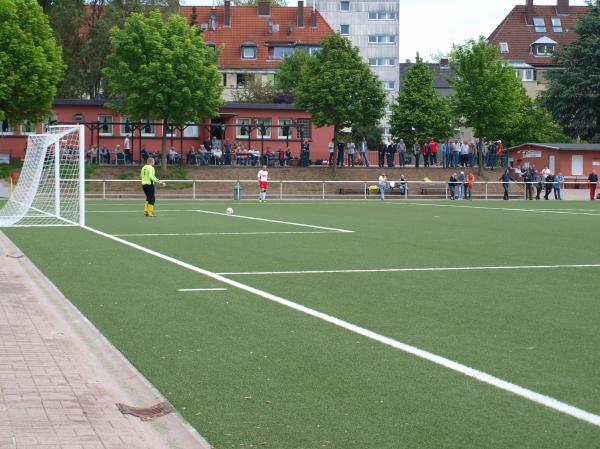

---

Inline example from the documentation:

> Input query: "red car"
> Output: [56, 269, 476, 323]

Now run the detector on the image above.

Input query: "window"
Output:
[382, 81, 396, 90]
[237, 118, 251, 138]
[222, 73, 227, 86]
[98, 115, 113, 135]
[141, 120, 155, 136]
[340, 1, 350, 11]
[120, 116, 130, 135]
[164, 124, 177, 138]
[20, 120, 36, 135]
[184, 122, 199, 138]
[241, 44, 257, 59]
[295, 118, 311, 139]
[340, 24, 350, 35]
[237, 73, 251, 88]
[499, 42, 509, 53]
[515, 69, 534, 81]
[533, 17, 546, 32]
[368, 35, 396, 44]
[535, 44, 555, 56]
[0, 119, 14, 135]
[369, 58, 396, 66]
[552, 17, 563, 32]
[278, 119, 293, 140]
[368, 11, 396, 20]
[273, 47, 294, 59]
[256, 119, 271, 138]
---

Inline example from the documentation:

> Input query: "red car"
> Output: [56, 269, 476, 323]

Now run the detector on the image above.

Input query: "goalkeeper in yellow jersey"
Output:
[140, 157, 165, 217]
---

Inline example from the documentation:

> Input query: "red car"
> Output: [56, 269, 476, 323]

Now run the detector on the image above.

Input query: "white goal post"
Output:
[0, 125, 85, 227]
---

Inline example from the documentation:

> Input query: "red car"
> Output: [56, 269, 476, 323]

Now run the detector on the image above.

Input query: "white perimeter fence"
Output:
[86, 179, 595, 201]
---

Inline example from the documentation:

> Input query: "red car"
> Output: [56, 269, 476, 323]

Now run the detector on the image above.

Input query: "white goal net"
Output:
[0, 125, 85, 227]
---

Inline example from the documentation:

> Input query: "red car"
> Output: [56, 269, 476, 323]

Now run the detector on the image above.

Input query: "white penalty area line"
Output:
[80, 223, 600, 429]
[397, 202, 600, 217]
[218, 263, 600, 276]
[193, 209, 354, 233]
[178, 288, 227, 292]
[114, 231, 338, 237]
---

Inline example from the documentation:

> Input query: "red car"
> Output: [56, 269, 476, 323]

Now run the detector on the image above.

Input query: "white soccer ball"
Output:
[226, 207, 234, 215]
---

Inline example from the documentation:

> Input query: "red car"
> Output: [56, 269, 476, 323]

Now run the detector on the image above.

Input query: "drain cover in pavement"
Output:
[116, 401, 176, 421]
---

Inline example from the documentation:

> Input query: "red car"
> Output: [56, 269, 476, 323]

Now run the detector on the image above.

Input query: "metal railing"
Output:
[85, 179, 597, 201]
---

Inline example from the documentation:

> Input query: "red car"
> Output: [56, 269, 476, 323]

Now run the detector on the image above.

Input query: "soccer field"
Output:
[4, 199, 600, 449]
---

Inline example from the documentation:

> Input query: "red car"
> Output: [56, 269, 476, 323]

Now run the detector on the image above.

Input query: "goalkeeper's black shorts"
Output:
[142, 184, 155, 205]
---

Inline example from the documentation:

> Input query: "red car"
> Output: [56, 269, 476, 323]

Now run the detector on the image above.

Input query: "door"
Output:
[549, 155, 555, 174]
[572, 155, 584, 176]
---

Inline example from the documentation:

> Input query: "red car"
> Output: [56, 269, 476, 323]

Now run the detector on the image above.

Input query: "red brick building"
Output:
[488, 0, 589, 98]
[507, 143, 600, 177]
[0, 1, 335, 162]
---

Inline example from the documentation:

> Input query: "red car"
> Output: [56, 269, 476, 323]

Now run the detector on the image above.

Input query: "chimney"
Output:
[224, 0, 231, 26]
[297, 1, 304, 28]
[257, 1, 270, 16]
[557, 0, 569, 15]
[525, 0, 534, 25]
[310, 9, 317, 27]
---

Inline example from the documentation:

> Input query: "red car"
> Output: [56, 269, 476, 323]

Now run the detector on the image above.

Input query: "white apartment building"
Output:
[313, 0, 400, 136]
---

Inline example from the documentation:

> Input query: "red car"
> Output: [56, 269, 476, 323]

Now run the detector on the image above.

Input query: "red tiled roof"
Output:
[179, 5, 333, 70]
[488, 4, 589, 66]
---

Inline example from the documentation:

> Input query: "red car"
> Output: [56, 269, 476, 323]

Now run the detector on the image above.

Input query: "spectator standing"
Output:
[347, 139, 356, 167]
[588, 171, 598, 200]
[544, 173, 554, 200]
[448, 173, 458, 200]
[413, 140, 421, 168]
[452, 140, 460, 168]
[378, 173, 387, 200]
[386, 141, 396, 168]
[337, 139, 345, 167]
[486, 141, 497, 169]
[553, 172, 564, 200]
[423, 141, 430, 167]
[442, 139, 450, 168]
[466, 171, 475, 200]
[500, 169, 511, 200]
[328, 139, 335, 166]
[457, 171, 465, 200]
[429, 139, 438, 166]
[460, 142, 469, 167]
[89, 145, 98, 164]
[223, 140, 232, 165]
[535, 170, 543, 200]
[523, 166, 534, 200]
[397, 139, 406, 168]
[359, 137, 369, 167]
[378, 139, 387, 168]
[124, 136, 131, 163]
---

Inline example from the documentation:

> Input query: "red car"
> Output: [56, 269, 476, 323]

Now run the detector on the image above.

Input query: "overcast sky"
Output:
[181, 0, 590, 60]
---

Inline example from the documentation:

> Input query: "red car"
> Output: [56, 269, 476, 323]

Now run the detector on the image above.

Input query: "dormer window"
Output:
[552, 17, 563, 32]
[533, 17, 546, 32]
[531, 36, 558, 56]
[241, 42, 257, 59]
[499, 42, 509, 53]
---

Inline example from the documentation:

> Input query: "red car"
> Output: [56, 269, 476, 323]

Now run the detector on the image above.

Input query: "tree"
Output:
[232, 78, 279, 103]
[351, 123, 383, 152]
[449, 38, 524, 174]
[220, 0, 287, 6]
[294, 33, 386, 169]
[0, 0, 64, 123]
[104, 10, 223, 169]
[276, 50, 313, 94]
[390, 54, 455, 148]
[541, 0, 600, 142]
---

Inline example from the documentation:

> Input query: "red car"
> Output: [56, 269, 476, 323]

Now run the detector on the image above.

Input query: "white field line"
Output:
[218, 263, 600, 276]
[193, 209, 354, 233]
[115, 231, 337, 237]
[178, 288, 227, 292]
[397, 202, 600, 217]
[80, 223, 600, 428]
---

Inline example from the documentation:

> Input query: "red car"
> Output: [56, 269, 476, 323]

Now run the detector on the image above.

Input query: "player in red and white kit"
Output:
[257, 165, 269, 202]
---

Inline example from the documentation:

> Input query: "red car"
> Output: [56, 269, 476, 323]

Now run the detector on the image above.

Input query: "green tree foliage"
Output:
[449, 38, 524, 173]
[294, 33, 386, 169]
[276, 49, 313, 94]
[219, 0, 287, 6]
[232, 78, 279, 103]
[0, 0, 64, 122]
[104, 10, 222, 169]
[541, 0, 600, 142]
[351, 123, 383, 152]
[390, 55, 455, 148]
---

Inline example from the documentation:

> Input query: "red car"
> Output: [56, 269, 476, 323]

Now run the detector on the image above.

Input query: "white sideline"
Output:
[193, 209, 354, 233]
[397, 202, 600, 216]
[80, 224, 600, 428]
[217, 263, 600, 276]
[115, 231, 338, 237]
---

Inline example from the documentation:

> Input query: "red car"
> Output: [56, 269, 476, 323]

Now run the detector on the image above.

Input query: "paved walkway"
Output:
[0, 232, 212, 449]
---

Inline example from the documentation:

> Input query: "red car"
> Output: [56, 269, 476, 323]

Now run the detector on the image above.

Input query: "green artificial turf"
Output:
[4, 199, 600, 449]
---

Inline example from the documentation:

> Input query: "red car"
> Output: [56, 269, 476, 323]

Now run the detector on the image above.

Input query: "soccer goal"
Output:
[0, 125, 85, 227]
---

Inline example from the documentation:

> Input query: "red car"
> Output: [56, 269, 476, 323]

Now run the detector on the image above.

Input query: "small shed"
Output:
[507, 143, 600, 178]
